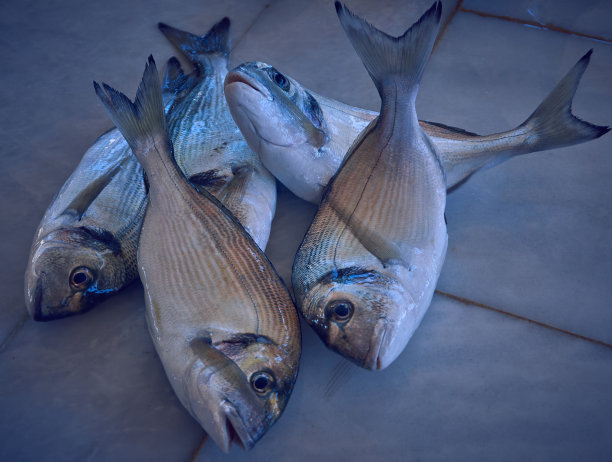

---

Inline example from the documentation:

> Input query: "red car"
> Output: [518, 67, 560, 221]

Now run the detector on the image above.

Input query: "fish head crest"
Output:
[301, 266, 415, 370]
[24, 227, 127, 321]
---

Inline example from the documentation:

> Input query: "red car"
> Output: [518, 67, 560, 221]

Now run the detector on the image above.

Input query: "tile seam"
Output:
[433, 0, 464, 51]
[459, 6, 612, 44]
[233, 1, 274, 50]
[434, 289, 612, 349]
[188, 434, 208, 462]
[0, 313, 28, 355]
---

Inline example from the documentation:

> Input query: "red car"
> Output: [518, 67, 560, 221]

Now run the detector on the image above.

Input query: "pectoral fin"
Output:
[331, 201, 404, 267]
[59, 155, 126, 220]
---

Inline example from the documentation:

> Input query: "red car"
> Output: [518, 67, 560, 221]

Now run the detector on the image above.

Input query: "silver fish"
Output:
[292, 1, 446, 370]
[225, 50, 608, 204]
[25, 18, 276, 320]
[160, 19, 277, 249]
[95, 56, 300, 453]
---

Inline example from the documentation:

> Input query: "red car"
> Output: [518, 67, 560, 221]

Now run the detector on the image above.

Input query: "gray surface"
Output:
[463, 0, 612, 41]
[1, 0, 611, 461]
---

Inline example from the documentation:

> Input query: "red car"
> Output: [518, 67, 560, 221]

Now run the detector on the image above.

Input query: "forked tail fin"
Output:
[93, 56, 167, 161]
[158, 18, 231, 71]
[519, 49, 609, 150]
[335, 1, 441, 97]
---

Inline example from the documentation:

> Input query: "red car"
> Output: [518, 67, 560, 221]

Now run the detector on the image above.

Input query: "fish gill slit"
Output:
[332, 85, 399, 269]
[152, 138, 261, 334]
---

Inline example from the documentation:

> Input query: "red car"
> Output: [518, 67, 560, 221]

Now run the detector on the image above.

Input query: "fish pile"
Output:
[23, 1, 609, 453]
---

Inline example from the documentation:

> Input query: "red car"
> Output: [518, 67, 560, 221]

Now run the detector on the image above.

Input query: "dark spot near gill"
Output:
[317, 266, 392, 287]
[77, 226, 122, 255]
[302, 90, 326, 131]
[142, 170, 150, 194]
[189, 170, 229, 188]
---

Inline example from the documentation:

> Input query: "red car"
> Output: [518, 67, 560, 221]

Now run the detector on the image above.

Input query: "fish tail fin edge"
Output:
[158, 18, 231, 67]
[335, 1, 442, 95]
[94, 56, 167, 157]
[520, 49, 610, 150]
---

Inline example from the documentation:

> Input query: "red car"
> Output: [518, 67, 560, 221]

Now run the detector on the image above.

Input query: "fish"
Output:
[160, 19, 277, 249]
[94, 57, 301, 453]
[24, 18, 276, 320]
[22, 57, 199, 322]
[292, 1, 446, 370]
[225, 50, 609, 204]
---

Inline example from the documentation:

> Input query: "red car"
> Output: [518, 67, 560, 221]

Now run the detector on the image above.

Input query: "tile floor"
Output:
[1, 0, 611, 461]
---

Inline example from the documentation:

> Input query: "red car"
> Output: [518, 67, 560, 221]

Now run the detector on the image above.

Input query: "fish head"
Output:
[225, 62, 329, 200]
[300, 266, 415, 370]
[24, 226, 127, 321]
[187, 335, 298, 452]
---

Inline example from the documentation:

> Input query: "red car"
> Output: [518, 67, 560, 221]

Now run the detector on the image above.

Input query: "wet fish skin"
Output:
[225, 51, 609, 204]
[160, 20, 277, 249]
[24, 129, 146, 321]
[25, 19, 277, 321]
[293, 1, 446, 370]
[95, 56, 300, 452]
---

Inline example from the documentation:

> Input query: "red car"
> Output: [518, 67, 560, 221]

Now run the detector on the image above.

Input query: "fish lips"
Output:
[188, 349, 268, 452]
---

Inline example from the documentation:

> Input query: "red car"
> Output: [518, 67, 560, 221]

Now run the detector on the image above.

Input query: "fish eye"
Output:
[69, 266, 94, 290]
[326, 300, 354, 323]
[250, 370, 276, 396]
[266, 68, 290, 92]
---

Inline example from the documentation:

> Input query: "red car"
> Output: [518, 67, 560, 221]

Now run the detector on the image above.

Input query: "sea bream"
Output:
[293, 1, 446, 370]
[225, 50, 609, 204]
[95, 57, 300, 452]
[24, 18, 276, 321]
[23, 53, 204, 321]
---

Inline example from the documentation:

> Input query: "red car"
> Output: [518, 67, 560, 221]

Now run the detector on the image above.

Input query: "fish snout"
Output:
[363, 318, 389, 370]
[24, 274, 44, 321]
[188, 341, 267, 452]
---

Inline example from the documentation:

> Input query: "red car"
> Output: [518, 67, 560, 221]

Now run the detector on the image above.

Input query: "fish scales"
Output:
[26, 19, 278, 320]
[95, 54, 300, 451]
[292, 2, 447, 370]
[225, 50, 608, 204]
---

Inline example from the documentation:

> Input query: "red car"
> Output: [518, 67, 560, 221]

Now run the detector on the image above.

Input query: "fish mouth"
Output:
[363, 318, 388, 370]
[225, 69, 271, 100]
[25, 276, 44, 321]
[219, 400, 258, 452]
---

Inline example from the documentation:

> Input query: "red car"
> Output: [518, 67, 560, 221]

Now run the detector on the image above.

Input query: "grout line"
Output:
[459, 6, 612, 44]
[233, 2, 273, 50]
[433, 0, 464, 51]
[435, 290, 612, 349]
[188, 434, 208, 462]
[0, 313, 29, 355]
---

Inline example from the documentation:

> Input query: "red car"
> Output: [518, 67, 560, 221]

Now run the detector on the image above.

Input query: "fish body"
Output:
[25, 19, 276, 320]
[225, 50, 608, 203]
[24, 127, 146, 320]
[293, 2, 446, 370]
[161, 20, 276, 249]
[95, 57, 300, 452]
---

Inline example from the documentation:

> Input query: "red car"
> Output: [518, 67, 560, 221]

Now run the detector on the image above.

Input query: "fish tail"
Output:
[518, 50, 609, 150]
[163, 56, 186, 93]
[158, 18, 230, 69]
[94, 56, 167, 162]
[335, 1, 441, 96]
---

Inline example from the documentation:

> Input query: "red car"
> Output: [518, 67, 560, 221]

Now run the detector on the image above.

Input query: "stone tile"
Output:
[194, 294, 612, 461]
[416, 11, 612, 344]
[463, 0, 612, 41]
[0, 283, 204, 461]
